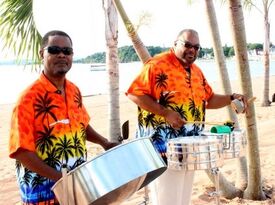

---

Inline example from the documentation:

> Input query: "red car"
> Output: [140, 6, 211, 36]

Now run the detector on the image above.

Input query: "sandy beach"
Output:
[1, 75, 275, 205]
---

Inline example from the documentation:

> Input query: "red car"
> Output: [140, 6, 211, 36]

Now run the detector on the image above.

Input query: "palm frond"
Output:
[0, 0, 42, 69]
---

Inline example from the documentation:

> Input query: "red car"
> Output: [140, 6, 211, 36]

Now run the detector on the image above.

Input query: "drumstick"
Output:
[186, 121, 225, 125]
[248, 97, 256, 104]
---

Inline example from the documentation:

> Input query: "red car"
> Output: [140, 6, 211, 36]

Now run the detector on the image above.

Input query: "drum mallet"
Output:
[231, 97, 256, 114]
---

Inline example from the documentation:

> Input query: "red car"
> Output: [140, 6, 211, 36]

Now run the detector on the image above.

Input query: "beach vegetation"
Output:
[75, 43, 268, 64]
[103, 0, 123, 142]
[0, 0, 41, 67]
[229, 0, 265, 200]
[243, 0, 274, 107]
[0, 0, 271, 202]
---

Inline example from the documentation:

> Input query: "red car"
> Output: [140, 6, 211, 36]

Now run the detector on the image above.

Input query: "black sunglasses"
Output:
[178, 40, 201, 51]
[44, 46, 73, 55]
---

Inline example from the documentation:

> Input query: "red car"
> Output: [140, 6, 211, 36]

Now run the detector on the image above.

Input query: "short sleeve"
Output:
[126, 63, 154, 96]
[9, 96, 36, 158]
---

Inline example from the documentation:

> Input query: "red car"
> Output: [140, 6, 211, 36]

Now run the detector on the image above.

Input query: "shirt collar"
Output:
[39, 72, 66, 93]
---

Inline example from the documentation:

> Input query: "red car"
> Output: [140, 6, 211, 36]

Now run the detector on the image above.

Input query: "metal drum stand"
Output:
[167, 135, 224, 205]
[209, 167, 221, 205]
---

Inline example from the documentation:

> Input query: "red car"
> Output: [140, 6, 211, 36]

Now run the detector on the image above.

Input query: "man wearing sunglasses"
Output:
[9, 30, 118, 205]
[126, 29, 247, 205]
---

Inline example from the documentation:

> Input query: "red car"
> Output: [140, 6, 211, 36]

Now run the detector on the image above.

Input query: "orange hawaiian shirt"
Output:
[9, 73, 90, 204]
[126, 49, 214, 161]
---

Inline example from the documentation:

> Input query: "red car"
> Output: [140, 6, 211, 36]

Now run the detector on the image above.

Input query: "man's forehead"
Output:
[48, 35, 72, 44]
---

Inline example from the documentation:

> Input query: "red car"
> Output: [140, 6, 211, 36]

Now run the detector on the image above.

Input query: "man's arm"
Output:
[207, 93, 248, 111]
[86, 125, 118, 150]
[206, 94, 232, 109]
[127, 93, 185, 129]
[13, 149, 62, 181]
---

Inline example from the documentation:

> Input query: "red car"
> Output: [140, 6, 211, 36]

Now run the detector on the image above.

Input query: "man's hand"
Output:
[163, 109, 186, 129]
[103, 141, 120, 151]
[231, 93, 248, 113]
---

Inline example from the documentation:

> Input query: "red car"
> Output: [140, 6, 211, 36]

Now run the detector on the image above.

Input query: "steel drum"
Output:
[52, 137, 167, 205]
[202, 130, 247, 159]
[167, 136, 224, 171]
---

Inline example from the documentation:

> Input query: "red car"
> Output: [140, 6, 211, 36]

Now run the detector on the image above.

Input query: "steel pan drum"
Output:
[202, 130, 247, 159]
[52, 137, 167, 205]
[222, 129, 247, 159]
[167, 136, 224, 171]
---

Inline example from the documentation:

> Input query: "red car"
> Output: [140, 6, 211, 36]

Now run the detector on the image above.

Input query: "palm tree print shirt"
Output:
[9, 73, 90, 204]
[127, 49, 214, 161]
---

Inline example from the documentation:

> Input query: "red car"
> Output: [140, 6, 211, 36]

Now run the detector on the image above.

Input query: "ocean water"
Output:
[0, 60, 274, 105]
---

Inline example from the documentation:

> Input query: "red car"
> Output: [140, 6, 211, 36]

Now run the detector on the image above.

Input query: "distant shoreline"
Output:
[1, 61, 275, 105]
[1, 56, 275, 66]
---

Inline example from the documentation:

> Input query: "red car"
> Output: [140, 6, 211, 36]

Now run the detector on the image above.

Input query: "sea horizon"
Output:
[0, 59, 274, 105]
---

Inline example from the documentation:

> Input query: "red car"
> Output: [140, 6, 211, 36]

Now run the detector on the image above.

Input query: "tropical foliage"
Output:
[75, 43, 265, 64]
[0, 0, 41, 65]
[243, 0, 275, 106]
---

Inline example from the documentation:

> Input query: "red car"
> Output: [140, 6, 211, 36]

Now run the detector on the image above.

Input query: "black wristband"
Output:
[230, 94, 235, 101]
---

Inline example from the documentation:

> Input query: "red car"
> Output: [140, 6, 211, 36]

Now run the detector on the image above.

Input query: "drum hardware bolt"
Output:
[208, 191, 221, 197]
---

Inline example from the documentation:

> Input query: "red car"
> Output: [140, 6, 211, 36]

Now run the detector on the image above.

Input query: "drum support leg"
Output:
[143, 186, 149, 204]
[209, 167, 221, 205]
[137, 186, 149, 205]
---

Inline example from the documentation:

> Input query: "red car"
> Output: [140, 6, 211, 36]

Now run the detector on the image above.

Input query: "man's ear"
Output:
[39, 49, 44, 59]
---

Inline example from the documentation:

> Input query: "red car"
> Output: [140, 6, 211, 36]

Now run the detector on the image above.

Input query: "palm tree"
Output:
[112, 0, 151, 63]
[102, 0, 121, 142]
[55, 135, 74, 165]
[72, 132, 85, 157]
[242, 0, 274, 106]
[227, 0, 265, 200]
[0, 0, 123, 144]
[173, 104, 187, 120]
[113, 0, 264, 201]
[144, 113, 157, 128]
[155, 72, 168, 89]
[34, 92, 59, 123]
[203, 0, 240, 128]
[44, 147, 61, 170]
[158, 92, 175, 109]
[203, 0, 247, 196]
[36, 125, 56, 154]
[0, 0, 41, 65]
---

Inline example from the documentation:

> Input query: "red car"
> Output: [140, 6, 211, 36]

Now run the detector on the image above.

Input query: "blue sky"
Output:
[1, 0, 275, 59]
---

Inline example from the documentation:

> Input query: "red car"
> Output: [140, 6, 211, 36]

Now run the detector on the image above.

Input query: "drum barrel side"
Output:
[52, 137, 167, 205]
[223, 130, 247, 159]
[167, 137, 224, 171]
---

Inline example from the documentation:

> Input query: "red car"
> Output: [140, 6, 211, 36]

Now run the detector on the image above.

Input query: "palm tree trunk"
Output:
[111, 0, 152, 201]
[227, 0, 265, 200]
[203, 0, 240, 128]
[203, 0, 248, 196]
[261, 7, 271, 106]
[235, 156, 248, 190]
[112, 0, 151, 63]
[103, 0, 121, 142]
